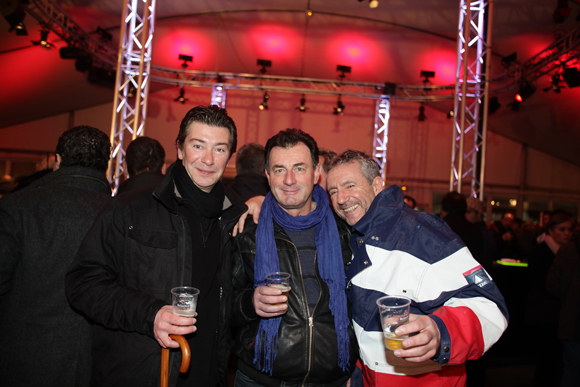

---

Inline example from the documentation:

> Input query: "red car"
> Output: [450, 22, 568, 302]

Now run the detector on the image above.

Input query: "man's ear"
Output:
[372, 176, 383, 196]
[265, 167, 271, 185]
[161, 163, 168, 175]
[53, 154, 61, 171]
[313, 162, 322, 185]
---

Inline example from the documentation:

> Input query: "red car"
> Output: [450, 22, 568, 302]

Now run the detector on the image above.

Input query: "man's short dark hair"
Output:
[236, 143, 265, 175]
[55, 125, 111, 172]
[326, 149, 380, 185]
[265, 129, 319, 171]
[404, 195, 416, 209]
[125, 136, 166, 176]
[441, 191, 467, 216]
[319, 148, 337, 173]
[176, 105, 237, 156]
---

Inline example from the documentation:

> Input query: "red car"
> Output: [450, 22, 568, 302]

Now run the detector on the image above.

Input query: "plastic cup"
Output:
[171, 287, 200, 317]
[376, 295, 411, 351]
[265, 272, 291, 305]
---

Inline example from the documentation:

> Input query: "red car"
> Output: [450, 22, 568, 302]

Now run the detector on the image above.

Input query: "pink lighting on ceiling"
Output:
[247, 24, 301, 58]
[417, 48, 457, 84]
[153, 28, 215, 70]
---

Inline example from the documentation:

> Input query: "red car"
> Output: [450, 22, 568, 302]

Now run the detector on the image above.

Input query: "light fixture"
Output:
[259, 92, 269, 110]
[562, 67, 580, 88]
[420, 70, 435, 84]
[2, 3, 28, 35]
[333, 95, 345, 115]
[446, 110, 454, 119]
[174, 86, 188, 104]
[383, 82, 397, 96]
[501, 52, 517, 68]
[127, 86, 137, 98]
[257, 59, 272, 74]
[553, 0, 571, 23]
[296, 94, 309, 112]
[96, 26, 112, 42]
[417, 103, 427, 121]
[337, 65, 351, 80]
[488, 96, 501, 114]
[178, 54, 193, 69]
[514, 81, 536, 102]
[31, 29, 52, 49]
[306, 8, 313, 17]
[369, 0, 379, 8]
[543, 73, 564, 93]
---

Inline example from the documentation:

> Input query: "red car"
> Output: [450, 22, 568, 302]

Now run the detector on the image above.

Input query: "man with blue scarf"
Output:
[231, 129, 358, 387]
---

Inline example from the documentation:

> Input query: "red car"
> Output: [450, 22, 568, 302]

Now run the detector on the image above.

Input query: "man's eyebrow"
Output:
[189, 138, 229, 147]
[272, 162, 306, 169]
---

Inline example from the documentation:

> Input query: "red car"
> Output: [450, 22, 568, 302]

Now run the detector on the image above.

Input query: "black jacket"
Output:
[231, 215, 358, 387]
[0, 166, 111, 387]
[65, 163, 246, 387]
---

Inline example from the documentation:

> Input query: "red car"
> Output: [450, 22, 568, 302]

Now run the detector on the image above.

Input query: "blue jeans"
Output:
[234, 370, 349, 387]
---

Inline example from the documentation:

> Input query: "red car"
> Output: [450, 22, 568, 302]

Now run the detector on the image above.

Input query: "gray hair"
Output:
[326, 149, 380, 185]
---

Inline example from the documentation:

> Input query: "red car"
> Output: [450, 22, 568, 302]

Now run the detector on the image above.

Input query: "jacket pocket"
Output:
[128, 227, 179, 294]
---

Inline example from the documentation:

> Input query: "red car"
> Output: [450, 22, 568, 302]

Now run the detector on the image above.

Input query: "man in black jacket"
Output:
[116, 136, 166, 195]
[231, 129, 358, 387]
[66, 106, 247, 387]
[0, 125, 112, 387]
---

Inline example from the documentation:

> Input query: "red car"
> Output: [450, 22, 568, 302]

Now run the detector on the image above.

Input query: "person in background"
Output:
[66, 106, 247, 387]
[465, 197, 497, 269]
[227, 142, 270, 203]
[548, 239, 580, 387]
[526, 212, 575, 387]
[116, 136, 166, 195]
[0, 125, 112, 387]
[490, 212, 519, 259]
[317, 147, 337, 192]
[231, 129, 357, 387]
[326, 149, 508, 387]
[403, 195, 416, 210]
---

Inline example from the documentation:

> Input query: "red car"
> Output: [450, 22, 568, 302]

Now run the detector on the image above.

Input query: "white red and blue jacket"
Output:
[347, 185, 508, 387]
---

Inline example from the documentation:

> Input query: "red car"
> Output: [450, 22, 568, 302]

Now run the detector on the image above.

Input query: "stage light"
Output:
[488, 96, 501, 114]
[259, 92, 269, 110]
[337, 65, 351, 79]
[306, 8, 313, 17]
[543, 73, 564, 93]
[60, 46, 83, 59]
[383, 82, 397, 96]
[420, 70, 435, 84]
[178, 54, 193, 69]
[96, 26, 112, 42]
[257, 59, 272, 74]
[31, 29, 52, 49]
[127, 86, 137, 98]
[553, 0, 571, 23]
[296, 94, 309, 112]
[369, 0, 379, 8]
[417, 104, 427, 121]
[174, 86, 188, 104]
[1, 2, 28, 35]
[501, 52, 517, 68]
[562, 67, 580, 88]
[333, 95, 345, 115]
[447, 110, 454, 119]
[514, 81, 536, 102]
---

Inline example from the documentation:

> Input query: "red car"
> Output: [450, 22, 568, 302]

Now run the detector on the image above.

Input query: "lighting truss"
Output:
[23, 0, 116, 67]
[211, 84, 226, 108]
[372, 96, 390, 182]
[450, 0, 493, 199]
[108, 0, 156, 192]
[491, 24, 580, 95]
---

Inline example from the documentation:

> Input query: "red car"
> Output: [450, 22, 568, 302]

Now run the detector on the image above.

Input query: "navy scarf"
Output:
[253, 184, 350, 374]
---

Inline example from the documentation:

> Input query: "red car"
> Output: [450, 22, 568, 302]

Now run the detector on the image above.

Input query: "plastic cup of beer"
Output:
[376, 295, 411, 351]
[171, 287, 200, 317]
[265, 272, 291, 306]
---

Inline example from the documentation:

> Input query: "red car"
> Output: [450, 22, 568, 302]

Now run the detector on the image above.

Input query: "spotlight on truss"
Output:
[420, 70, 435, 84]
[174, 86, 188, 104]
[337, 65, 351, 79]
[514, 81, 536, 102]
[296, 94, 309, 112]
[31, 29, 52, 49]
[259, 92, 269, 110]
[417, 103, 427, 121]
[257, 59, 272, 74]
[333, 95, 345, 115]
[178, 54, 193, 69]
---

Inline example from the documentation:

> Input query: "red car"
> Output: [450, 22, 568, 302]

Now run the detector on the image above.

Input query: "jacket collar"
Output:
[30, 166, 110, 194]
[352, 184, 405, 237]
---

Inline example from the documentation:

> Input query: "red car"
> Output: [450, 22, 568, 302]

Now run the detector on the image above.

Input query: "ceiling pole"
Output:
[450, 0, 493, 197]
[372, 96, 390, 183]
[108, 0, 157, 193]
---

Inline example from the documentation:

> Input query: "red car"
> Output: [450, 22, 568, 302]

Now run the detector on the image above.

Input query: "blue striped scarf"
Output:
[253, 184, 350, 374]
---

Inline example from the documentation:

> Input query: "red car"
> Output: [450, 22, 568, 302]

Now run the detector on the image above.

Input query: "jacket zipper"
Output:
[275, 236, 323, 387]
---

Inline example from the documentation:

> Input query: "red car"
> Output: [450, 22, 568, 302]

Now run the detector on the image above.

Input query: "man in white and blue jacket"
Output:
[326, 149, 508, 387]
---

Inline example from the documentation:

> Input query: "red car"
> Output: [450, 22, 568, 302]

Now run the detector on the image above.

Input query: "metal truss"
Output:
[108, 0, 156, 192]
[24, 0, 116, 67]
[450, 0, 493, 199]
[491, 24, 580, 94]
[372, 97, 391, 182]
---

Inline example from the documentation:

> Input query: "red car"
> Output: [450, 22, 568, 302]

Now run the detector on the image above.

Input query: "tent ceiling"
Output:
[1, 0, 579, 166]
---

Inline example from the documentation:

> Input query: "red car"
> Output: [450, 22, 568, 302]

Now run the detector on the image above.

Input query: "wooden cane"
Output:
[160, 335, 191, 387]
